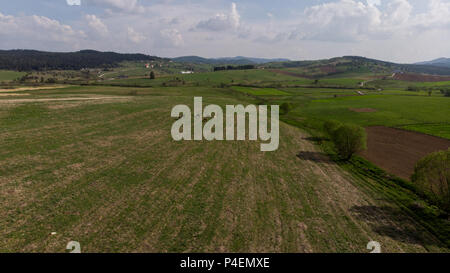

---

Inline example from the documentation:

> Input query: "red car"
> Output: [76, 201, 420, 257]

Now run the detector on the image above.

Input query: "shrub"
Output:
[407, 86, 420, 92]
[280, 103, 291, 115]
[150, 71, 155, 79]
[331, 124, 367, 160]
[323, 120, 342, 137]
[411, 149, 450, 212]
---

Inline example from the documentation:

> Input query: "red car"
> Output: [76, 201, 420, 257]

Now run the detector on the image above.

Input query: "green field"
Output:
[288, 94, 450, 139]
[232, 86, 290, 96]
[367, 79, 450, 90]
[0, 70, 26, 82]
[105, 69, 304, 87]
[1, 68, 449, 253]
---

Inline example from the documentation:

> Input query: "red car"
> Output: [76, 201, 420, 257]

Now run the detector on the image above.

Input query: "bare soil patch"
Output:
[0, 85, 69, 92]
[0, 96, 130, 104]
[393, 73, 450, 82]
[359, 126, 450, 180]
[0, 93, 30, 97]
[319, 65, 337, 74]
[350, 108, 377, 113]
[270, 69, 312, 79]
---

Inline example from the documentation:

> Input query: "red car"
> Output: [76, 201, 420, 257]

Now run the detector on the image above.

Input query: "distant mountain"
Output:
[172, 56, 290, 65]
[415, 58, 450, 68]
[171, 56, 212, 65]
[0, 49, 161, 71]
[217, 56, 290, 64]
[174, 55, 450, 75]
[263, 56, 450, 76]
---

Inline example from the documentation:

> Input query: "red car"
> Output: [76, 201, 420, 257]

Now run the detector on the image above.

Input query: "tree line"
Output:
[0, 49, 160, 71]
[213, 65, 255, 72]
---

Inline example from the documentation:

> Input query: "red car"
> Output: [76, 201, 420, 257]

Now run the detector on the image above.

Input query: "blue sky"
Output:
[1, 0, 449, 62]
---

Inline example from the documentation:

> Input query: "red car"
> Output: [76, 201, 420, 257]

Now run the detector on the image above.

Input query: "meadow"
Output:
[0, 70, 26, 82]
[232, 86, 290, 96]
[288, 94, 450, 139]
[0, 67, 449, 253]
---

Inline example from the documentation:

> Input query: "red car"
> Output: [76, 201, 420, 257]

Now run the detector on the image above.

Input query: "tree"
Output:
[150, 71, 155, 79]
[441, 89, 450, 97]
[331, 124, 367, 160]
[411, 149, 449, 212]
[280, 103, 291, 115]
[323, 120, 342, 138]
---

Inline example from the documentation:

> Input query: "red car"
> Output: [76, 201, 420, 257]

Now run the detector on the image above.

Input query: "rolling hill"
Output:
[416, 58, 450, 68]
[0, 49, 161, 71]
[2, 49, 450, 77]
[172, 56, 290, 65]
[263, 56, 450, 77]
[174, 55, 450, 76]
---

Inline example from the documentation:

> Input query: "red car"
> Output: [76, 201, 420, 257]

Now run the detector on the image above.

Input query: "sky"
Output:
[0, 0, 449, 63]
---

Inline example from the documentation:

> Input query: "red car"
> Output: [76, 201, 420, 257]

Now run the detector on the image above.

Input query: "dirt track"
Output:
[393, 73, 450, 82]
[0, 86, 69, 92]
[0, 96, 130, 104]
[360, 126, 450, 180]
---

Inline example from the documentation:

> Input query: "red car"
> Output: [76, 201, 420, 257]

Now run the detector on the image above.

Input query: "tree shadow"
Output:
[296, 151, 333, 164]
[303, 136, 328, 143]
[349, 205, 442, 247]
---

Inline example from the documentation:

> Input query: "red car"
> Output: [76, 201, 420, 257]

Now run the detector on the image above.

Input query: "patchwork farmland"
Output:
[0, 55, 449, 253]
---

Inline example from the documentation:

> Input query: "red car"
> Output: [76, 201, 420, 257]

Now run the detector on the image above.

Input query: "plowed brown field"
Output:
[360, 126, 450, 180]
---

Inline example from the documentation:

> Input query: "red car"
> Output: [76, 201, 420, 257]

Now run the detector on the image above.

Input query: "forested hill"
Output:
[0, 50, 161, 71]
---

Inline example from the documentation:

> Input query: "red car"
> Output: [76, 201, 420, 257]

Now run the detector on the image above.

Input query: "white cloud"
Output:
[85, 14, 109, 36]
[229, 2, 240, 29]
[66, 0, 81, 6]
[293, 0, 384, 42]
[288, 0, 450, 44]
[160, 29, 184, 47]
[414, 0, 450, 29]
[195, 2, 241, 31]
[366, 0, 380, 6]
[127, 27, 146, 43]
[384, 0, 412, 26]
[2, 0, 450, 62]
[0, 12, 85, 49]
[85, 0, 145, 13]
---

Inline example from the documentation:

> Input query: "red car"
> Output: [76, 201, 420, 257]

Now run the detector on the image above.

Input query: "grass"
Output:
[232, 86, 290, 96]
[1, 67, 450, 253]
[401, 123, 450, 139]
[283, 94, 450, 139]
[367, 79, 450, 90]
[0, 84, 448, 253]
[104, 69, 301, 87]
[0, 70, 26, 82]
